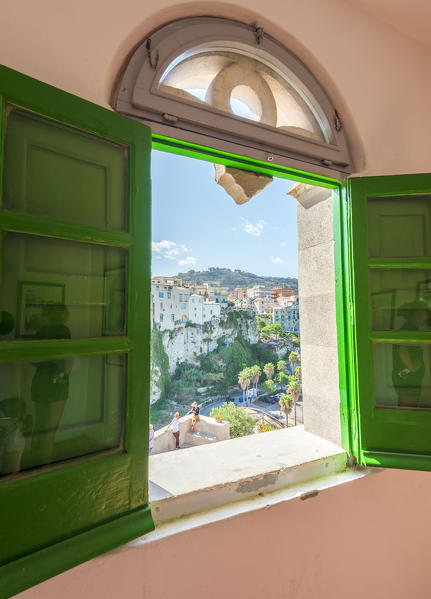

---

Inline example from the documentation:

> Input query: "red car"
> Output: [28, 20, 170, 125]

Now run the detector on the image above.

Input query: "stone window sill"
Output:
[148, 426, 369, 526]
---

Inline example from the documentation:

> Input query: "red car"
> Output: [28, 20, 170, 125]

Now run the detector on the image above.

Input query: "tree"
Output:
[276, 371, 289, 386]
[286, 375, 302, 424]
[238, 366, 252, 406]
[277, 360, 286, 373]
[288, 351, 300, 373]
[279, 394, 293, 427]
[250, 364, 261, 399]
[210, 402, 255, 437]
[262, 379, 276, 395]
[287, 375, 301, 403]
[295, 366, 302, 381]
[263, 362, 275, 380]
[261, 323, 284, 340]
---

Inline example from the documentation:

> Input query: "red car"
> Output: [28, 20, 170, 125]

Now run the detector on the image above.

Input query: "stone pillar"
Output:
[288, 183, 341, 445]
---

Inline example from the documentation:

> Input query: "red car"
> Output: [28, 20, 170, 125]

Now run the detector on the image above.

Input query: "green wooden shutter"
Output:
[0, 66, 153, 598]
[348, 174, 431, 470]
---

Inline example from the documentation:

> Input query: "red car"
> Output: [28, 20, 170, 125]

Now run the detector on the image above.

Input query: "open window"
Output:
[0, 65, 153, 598]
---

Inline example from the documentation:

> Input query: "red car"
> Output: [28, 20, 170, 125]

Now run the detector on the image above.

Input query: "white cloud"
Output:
[152, 240, 176, 253]
[152, 240, 190, 260]
[178, 256, 197, 266]
[271, 256, 284, 264]
[280, 241, 287, 247]
[241, 218, 266, 236]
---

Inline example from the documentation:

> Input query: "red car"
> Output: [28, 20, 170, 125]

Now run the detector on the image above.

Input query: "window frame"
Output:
[114, 17, 353, 180]
[0, 65, 153, 599]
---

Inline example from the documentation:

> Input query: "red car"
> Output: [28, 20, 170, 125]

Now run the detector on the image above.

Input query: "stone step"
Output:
[184, 431, 217, 446]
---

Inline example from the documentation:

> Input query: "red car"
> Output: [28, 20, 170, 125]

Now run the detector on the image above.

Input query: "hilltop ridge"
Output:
[174, 267, 297, 292]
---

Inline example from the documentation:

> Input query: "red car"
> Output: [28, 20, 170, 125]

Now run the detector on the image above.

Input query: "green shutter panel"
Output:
[349, 174, 431, 470]
[0, 66, 153, 599]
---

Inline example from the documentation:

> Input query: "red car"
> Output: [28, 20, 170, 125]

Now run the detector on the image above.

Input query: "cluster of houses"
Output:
[152, 277, 299, 334]
[228, 285, 300, 334]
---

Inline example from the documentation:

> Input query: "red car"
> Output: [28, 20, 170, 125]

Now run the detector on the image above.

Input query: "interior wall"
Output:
[15, 468, 431, 599]
[1, 0, 431, 176]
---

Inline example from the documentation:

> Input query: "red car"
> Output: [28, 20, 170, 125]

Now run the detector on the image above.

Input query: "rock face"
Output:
[151, 312, 259, 404]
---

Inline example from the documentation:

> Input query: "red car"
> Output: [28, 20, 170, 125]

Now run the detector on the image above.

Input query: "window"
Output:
[159, 292, 164, 298]
[0, 65, 153, 598]
[114, 17, 352, 179]
[348, 174, 431, 469]
[160, 314, 163, 322]
[167, 292, 171, 298]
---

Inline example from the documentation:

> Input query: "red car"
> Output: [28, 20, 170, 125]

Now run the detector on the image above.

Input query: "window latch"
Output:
[162, 113, 178, 123]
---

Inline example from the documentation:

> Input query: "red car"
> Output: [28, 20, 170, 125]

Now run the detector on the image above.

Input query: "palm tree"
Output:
[263, 362, 274, 380]
[238, 367, 252, 406]
[250, 365, 261, 401]
[286, 375, 301, 423]
[295, 366, 302, 381]
[279, 394, 293, 427]
[288, 351, 300, 373]
[277, 360, 286, 373]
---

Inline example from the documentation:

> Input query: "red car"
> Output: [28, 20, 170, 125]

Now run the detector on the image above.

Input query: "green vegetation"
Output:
[210, 402, 255, 437]
[263, 362, 275, 380]
[260, 323, 285, 340]
[262, 379, 276, 394]
[257, 423, 276, 433]
[151, 328, 171, 400]
[276, 371, 289, 385]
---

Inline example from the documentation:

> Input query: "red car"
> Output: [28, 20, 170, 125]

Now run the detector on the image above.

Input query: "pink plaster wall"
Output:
[1, 0, 431, 176]
[15, 468, 431, 599]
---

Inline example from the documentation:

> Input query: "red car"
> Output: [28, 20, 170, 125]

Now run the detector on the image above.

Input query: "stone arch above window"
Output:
[114, 17, 352, 177]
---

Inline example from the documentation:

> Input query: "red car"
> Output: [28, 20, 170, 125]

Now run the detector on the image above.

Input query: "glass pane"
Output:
[3, 108, 128, 231]
[370, 269, 431, 331]
[0, 233, 127, 339]
[0, 354, 126, 477]
[373, 343, 431, 409]
[158, 46, 332, 144]
[368, 195, 431, 258]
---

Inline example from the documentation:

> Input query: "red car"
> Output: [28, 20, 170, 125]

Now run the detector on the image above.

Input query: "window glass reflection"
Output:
[0, 233, 127, 339]
[373, 344, 431, 409]
[3, 108, 128, 231]
[370, 269, 431, 331]
[0, 354, 126, 477]
[368, 196, 431, 258]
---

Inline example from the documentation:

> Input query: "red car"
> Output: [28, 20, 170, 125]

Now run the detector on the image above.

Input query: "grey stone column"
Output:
[288, 183, 341, 445]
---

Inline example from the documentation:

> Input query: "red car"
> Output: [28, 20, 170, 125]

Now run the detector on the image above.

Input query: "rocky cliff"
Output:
[151, 311, 259, 404]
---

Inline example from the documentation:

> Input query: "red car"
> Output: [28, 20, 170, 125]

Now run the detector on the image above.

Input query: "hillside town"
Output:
[151, 276, 300, 334]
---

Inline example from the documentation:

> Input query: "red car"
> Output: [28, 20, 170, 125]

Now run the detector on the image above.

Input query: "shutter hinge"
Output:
[146, 38, 160, 70]
[251, 23, 264, 45]
[334, 109, 342, 132]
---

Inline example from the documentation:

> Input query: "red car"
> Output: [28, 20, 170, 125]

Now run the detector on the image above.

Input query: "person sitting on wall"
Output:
[188, 401, 200, 431]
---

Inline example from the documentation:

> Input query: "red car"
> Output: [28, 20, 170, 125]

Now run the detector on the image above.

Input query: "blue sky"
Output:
[152, 149, 298, 278]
